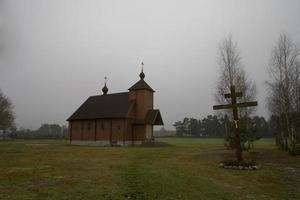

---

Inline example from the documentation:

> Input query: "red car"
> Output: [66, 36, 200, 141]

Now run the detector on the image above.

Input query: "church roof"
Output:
[67, 92, 133, 121]
[128, 79, 155, 92]
[145, 109, 164, 125]
[133, 109, 164, 125]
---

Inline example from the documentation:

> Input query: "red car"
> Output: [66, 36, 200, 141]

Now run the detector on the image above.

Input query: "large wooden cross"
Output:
[213, 85, 258, 161]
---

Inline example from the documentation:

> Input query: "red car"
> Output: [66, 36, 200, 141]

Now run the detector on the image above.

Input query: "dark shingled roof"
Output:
[134, 110, 164, 125]
[145, 109, 164, 125]
[128, 79, 155, 92]
[67, 92, 133, 121]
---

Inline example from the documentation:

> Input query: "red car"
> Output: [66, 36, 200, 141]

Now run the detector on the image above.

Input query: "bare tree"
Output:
[215, 35, 256, 118]
[267, 33, 300, 153]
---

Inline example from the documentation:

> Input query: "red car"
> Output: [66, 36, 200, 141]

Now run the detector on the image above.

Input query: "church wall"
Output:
[128, 91, 136, 101]
[71, 121, 82, 140]
[96, 119, 111, 140]
[133, 125, 146, 140]
[129, 90, 153, 120]
[111, 119, 125, 142]
[70, 118, 146, 145]
[145, 91, 153, 110]
[124, 104, 135, 141]
[136, 90, 148, 119]
[124, 119, 133, 141]
[82, 120, 96, 141]
[126, 102, 136, 119]
[70, 119, 128, 143]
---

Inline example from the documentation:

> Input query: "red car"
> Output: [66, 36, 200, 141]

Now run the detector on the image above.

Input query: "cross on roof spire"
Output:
[139, 62, 145, 80]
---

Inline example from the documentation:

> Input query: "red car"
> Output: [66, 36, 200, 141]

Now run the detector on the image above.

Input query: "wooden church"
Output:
[67, 64, 163, 146]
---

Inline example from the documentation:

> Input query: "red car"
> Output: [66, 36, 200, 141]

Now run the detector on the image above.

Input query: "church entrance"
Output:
[146, 125, 153, 139]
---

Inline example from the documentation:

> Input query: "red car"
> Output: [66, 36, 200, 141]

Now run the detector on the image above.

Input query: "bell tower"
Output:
[128, 62, 154, 120]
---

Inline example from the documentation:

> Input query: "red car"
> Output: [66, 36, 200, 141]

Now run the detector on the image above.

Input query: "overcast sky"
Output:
[0, 0, 300, 130]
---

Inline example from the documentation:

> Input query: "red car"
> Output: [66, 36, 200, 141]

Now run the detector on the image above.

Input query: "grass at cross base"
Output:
[0, 137, 299, 200]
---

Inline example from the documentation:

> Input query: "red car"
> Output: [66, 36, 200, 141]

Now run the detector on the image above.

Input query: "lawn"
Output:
[0, 138, 299, 200]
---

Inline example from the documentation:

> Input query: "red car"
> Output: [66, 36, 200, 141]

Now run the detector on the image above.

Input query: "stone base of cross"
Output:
[213, 85, 257, 161]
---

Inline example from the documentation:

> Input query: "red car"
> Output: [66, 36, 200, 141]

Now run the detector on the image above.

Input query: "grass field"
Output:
[0, 138, 299, 200]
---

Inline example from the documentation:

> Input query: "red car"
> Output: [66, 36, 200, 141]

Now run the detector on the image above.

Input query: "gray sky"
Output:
[1, 0, 300, 130]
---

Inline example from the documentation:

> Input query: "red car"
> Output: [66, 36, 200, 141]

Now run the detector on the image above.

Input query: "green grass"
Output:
[156, 137, 224, 145]
[156, 137, 275, 146]
[0, 138, 299, 200]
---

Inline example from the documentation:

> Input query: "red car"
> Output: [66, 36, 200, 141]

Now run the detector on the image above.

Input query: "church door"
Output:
[146, 125, 153, 139]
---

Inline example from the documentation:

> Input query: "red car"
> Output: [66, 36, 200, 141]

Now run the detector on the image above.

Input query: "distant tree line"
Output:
[0, 87, 68, 140]
[154, 127, 176, 137]
[174, 115, 272, 150]
[6, 124, 68, 139]
[174, 115, 270, 137]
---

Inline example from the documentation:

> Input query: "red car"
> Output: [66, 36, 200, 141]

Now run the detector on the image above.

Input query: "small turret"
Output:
[102, 76, 108, 95]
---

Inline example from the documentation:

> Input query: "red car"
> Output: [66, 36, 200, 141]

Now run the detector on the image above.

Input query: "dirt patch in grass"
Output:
[24, 176, 76, 192]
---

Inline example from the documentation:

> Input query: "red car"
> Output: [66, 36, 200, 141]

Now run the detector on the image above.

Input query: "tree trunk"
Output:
[234, 123, 243, 162]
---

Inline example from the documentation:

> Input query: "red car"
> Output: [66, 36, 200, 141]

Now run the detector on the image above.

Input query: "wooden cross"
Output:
[213, 85, 258, 161]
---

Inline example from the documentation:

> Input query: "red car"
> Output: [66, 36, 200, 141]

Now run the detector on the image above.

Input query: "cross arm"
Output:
[224, 92, 242, 99]
[236, 101, 258, 108]
[213, 104, 233, 110]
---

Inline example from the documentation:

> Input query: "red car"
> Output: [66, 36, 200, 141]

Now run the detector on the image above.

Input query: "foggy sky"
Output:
[1, 0, 300, 130]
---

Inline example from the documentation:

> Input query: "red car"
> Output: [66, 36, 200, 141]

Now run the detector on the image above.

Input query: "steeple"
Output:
[139, 62, 145, 80]
[128, 62, 154, 92]
[102, 76, 108, 95]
